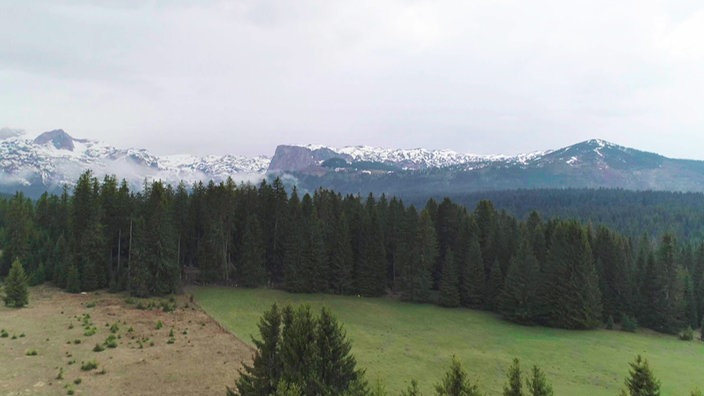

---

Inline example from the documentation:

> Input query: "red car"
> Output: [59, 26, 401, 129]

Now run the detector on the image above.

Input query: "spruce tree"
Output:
[3, 259, 29, 308]
[543, 221, 602, 329]
[485, 260, 504, 310]
[499, 237, 540, 324]
[233, 303, 283, 396]
[525, 365, 553, 396]
[401, 380, 422, 396]
[439, 249, 460, 308]
[400, 209, 435, 302]
[65, 261, 81, 294]
[503, 358, 523, 396]
[460, 232, 485, 308]
[316, 307, 366, 394]
[434, 356, 482, 396]
[238, 214, 267, 287]
[621, 355, 660, 396]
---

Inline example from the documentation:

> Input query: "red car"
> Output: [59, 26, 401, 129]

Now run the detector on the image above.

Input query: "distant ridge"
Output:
[2, 129, 704, 198]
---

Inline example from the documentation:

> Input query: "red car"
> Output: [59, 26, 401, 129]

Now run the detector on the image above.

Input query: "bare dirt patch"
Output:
[0, 286, 253, 396]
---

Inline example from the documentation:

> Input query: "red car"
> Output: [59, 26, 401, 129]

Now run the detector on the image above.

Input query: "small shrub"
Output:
[56, 367, 64, 380]
[169, 328, 174, 337]
[167, 337, 175, 344]
[0, 329, 8, 338]
[11, 335, 17, 340]
[621, 314, 638, 332]
[73, 339, 81, 345]
[110, 323, 120, 334]
[80, 360, 98, 371]
[105, 335, 118, 348]
[136, 301, 146, 310]
[680, 326, 694, 341]
[68, 359, 76, 365]
[86, 301, 96, 308]
[67, 389, 75, 395]
[125, 297, 136, 305]
[68, 323, 74, 330]
[93, 343, 105, 352]
[19, 333, 25, 338]
[155, 320, 163, 330]
[127, 327, 134, 333]
[73, 378, 82, 385]
[97, 368, 107, 375]
[25, 349, 38, 356]
[83, 327, 96, 337]
[161, 301, 176, 312]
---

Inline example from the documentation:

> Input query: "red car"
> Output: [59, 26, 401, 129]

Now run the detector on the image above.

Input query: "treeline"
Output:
[1, 171, 704, 333]
[429, 188, 704, 241]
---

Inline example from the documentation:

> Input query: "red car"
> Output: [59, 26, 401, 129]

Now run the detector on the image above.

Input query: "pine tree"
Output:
[65, 261, 81, 294]
[280, 305, 319, 394]
[460, 231, 485, 308]
[525, 365, 553, 396]
[316, 307, 366, 394]
[621, 355, 660, 396]
[434, 356, 482, 396]
[399, 209, 435, 302]
[238, 214, 267, 287]
[499, 237, 540, 324]
[3, 259, 29, 307]
[401, 380, 422, 396]
[485, 260, 504, 310]
[503, 358, 523, 396]
[439, 249, 460, 308]
[233, 303, 283, 396]
[543, 221, 602, 329]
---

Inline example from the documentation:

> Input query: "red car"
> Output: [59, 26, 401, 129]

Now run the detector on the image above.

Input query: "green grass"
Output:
[193, 287, 704, 395]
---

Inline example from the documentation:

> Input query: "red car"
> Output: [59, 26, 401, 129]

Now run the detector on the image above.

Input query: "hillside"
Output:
[194, 287, 704, 396]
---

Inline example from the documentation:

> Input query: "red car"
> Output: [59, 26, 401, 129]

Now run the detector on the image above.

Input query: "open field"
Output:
[0, 286, 252, 396]
[193, 287, 704, 395]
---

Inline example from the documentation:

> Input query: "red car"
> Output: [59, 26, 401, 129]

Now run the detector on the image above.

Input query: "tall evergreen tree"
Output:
[499, 236, 541, 324]
[542, 221, 602, 329]
[503, 358, 523, 396]
[621, 355, 660, 396]
[3, 259, 28, 307]
[525, 366, 553, 396]
[399, 209, 435, 302]
[460, 230, 485, 308]
[316, 307, 366, 395]
[439, 249, 460, 308]
[434, 356, 482, 396]
[232, 303, 283, 396]
[238, 214, 267, 287]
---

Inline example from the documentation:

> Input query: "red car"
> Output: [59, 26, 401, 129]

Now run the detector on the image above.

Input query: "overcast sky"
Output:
[2, 1, 704, 158]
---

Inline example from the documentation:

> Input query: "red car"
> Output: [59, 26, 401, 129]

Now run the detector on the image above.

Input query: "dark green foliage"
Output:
[434, 356, 482, 396]
[542, 221, 602, 329]
[679, 326, 694, 341]
[606, 315, 615, 330]
[621, 355, 660, 396]
[439, 249, 460, 308]
[525, 365, 553, 396]
[232, 304, 366, 396]
[3, 171, 702, 336]
[399, 209, 435, 303]
[401, 380, 422, 396]
[499, 237, 540, 324]
[233, 304, 283, 396]
[503, 358, 522, 396]
[238, 214, 267, 287]
[3, 259, 29, 307]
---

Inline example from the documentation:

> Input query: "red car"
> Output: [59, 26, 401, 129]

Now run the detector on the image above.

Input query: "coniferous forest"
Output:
[1, 170, 704, 334]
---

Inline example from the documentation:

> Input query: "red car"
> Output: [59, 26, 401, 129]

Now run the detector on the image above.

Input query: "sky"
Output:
[2, 1, 704, 159]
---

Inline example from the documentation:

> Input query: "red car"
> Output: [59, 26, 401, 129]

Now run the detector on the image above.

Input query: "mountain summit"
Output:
[33, 129, 77, 151]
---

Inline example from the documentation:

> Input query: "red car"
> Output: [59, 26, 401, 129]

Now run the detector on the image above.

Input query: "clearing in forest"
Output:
[0, 286, 252, 396]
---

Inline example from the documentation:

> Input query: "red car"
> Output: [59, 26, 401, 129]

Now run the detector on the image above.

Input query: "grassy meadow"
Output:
[193, 287, 704, 395]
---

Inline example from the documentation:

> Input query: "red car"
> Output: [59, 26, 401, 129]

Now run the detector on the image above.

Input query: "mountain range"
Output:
[2, 128, 704, 198]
